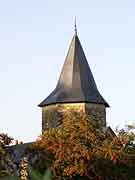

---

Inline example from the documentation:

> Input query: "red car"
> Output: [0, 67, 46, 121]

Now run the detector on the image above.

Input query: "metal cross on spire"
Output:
[74, 17, 77, 35]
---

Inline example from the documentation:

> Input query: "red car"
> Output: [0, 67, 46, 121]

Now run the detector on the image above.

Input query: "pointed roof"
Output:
[39, 33, 109, 107]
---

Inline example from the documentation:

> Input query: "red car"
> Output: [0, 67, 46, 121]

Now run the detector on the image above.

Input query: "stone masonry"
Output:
[42, 103, 106, 132]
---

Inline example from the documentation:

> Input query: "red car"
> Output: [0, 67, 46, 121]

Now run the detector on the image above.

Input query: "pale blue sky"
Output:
[0, 0, 135, 142]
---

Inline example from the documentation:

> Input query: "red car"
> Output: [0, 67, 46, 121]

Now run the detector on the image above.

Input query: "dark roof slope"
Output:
[39, 33, 109, 107]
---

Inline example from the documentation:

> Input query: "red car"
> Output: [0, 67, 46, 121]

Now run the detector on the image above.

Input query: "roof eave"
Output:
[38, 100, 110, 108]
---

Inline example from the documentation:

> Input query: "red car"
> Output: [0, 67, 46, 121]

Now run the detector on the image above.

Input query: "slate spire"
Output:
[39, 31, 109, 107]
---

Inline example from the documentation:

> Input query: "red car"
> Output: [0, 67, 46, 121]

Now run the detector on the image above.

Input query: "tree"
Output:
[30, 111, 135, 179]
[32, 111, 109, 179]
[0, 133, 14, 177]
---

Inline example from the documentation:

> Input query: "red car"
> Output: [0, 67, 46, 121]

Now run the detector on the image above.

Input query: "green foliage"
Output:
[124, 145, 135, 154]
[0, 168, 52, 180]
[91, 157, 135, 180]
[28, 167, 52, 180]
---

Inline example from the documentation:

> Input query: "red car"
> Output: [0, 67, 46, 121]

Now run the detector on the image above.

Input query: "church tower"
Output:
[39, 28, 109, 132]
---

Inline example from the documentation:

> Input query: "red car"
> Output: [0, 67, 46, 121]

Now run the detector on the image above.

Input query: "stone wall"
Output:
[42, 103, 106, 132]
[85, 103, 106, 126]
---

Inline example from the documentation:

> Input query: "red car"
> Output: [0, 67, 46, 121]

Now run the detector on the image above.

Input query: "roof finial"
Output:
[74, 17, 77, 35]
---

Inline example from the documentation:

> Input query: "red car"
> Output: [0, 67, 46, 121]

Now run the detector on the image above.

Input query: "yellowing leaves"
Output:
[32, 112, 103, 178]
[32, 112, 135, 179]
